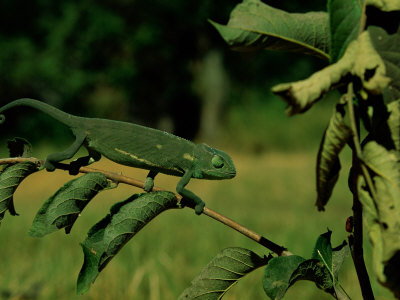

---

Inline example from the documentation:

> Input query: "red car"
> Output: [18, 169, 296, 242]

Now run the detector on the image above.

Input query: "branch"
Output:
[0, 157, 291, 257]
[346, 83, 375, 300]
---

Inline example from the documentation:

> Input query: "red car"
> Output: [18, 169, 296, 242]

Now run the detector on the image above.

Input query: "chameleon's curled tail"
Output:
[0, 98, 80, 127]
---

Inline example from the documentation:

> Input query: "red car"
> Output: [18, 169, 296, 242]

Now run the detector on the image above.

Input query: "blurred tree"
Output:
[0, 0, 326, 142]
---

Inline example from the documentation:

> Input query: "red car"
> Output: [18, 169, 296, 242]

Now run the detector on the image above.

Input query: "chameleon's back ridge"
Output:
[0, 98, 81, 128]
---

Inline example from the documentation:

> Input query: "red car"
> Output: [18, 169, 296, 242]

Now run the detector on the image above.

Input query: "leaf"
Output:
[7, 137, 32, 158]
[316, 104, 352, 210]
[0, 162, 38, 223]
[289, 259, 334, 294]
[180, 247, 270, 300]
[262, 255, 306, 300]
[77, 191, 178, 295]
[359, 141, 400, 295]
[29, 173, 110, 237]
[273, 30, 391, 115]
[328, 0, 362, 62]
[366, 0, 400, 11]
[311, 230, 333, 269]
[210, 0, 329, 60]
[368, 24, 400, 102]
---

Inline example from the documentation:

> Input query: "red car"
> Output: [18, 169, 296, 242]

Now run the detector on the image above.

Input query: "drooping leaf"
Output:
[273, 30, 391, 115]
[29, 173, 110, 237]
[77, 191, 178, 295]
[180, 247, 270, 300]
[359, 141, 400, 296]
[316, 104, 352, 210]
[7, 137, 32, 158]
[210, 0, 329, 60]
[328, 0, 362, 62]
[0, 162, 38, 223]
[262, 255, 306, 300]
[368, 24, 400, 103]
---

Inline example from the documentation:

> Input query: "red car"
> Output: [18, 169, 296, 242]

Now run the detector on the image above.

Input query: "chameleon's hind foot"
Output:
[44, 160, 56, 172]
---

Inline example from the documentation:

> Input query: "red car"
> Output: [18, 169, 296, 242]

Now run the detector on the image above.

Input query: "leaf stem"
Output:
[346, 83, 375, 300]
[0, 157, 291, 257]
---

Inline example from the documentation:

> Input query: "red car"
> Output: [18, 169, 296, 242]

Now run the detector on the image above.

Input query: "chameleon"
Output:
[0, 98, 236, 214]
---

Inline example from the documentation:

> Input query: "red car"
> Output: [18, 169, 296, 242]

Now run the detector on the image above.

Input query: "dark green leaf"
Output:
[311, 230, 333, 269]
[29, 173, 110, 237]
[7, 137, 33, 158]
[368, 24, 400, 103]
[290, 259, 334, 294]
[316, 104, 352, 210]
[211, 0, 329, 60]
[0, 162, 38, 223]
[180, 247, 270, 300]
[262, 255, 306, 300]
[77, 191, 178, 295]
[328, 0, 362, 62]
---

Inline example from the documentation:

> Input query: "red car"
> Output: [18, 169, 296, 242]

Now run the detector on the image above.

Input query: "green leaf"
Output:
[0, 162, 38, 223]
[7, 137, 33, 158]
[77, 191, 178, 295]
[368, 24, 400, 102]
[289, 259, 334, 294]
[316, 104, 352, 210]
[210, 0, 329, 61]
[311, 230, 333, 269]
[359, 141, 400, 295]
[366, 0, 400, 11]
[262, 255, 306, 300]
[328, 0, 362, 62]
[180, 247, 270, 300]
[29, 173, 110, 237]
[273, 30, 391, 115]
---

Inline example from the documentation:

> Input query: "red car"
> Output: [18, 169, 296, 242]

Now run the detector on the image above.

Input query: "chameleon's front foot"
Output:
[44, 160, 56, 172]
[194, 201, 205, 215]
[143, 177, 154, 192]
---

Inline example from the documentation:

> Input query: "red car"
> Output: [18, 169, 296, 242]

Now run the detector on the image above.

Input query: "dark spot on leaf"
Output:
[382, 222, 388, 230]
[364, 67, 377, 82]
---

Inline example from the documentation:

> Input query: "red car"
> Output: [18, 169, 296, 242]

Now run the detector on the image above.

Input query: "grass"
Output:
[0, 149, 394, 300]
[0, 96, 395, 299]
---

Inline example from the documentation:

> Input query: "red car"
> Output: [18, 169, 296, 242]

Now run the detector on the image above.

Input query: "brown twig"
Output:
[0, 157, 290, 256]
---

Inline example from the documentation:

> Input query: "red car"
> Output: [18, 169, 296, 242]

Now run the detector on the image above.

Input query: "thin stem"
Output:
[0, 157, 290, 256]
[346, 84, 375, 300]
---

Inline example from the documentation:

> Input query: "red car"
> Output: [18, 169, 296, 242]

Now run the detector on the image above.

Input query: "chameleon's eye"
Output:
[212, 155, 224, 168]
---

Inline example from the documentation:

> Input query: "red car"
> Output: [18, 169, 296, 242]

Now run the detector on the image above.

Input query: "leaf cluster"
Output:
[212, 0, 400, 298]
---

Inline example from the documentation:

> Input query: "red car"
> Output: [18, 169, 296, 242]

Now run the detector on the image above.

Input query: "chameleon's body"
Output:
[0, 99, 236, 214]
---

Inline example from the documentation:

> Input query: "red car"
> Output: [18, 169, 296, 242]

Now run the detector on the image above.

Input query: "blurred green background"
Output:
[0, 0, 394, 299]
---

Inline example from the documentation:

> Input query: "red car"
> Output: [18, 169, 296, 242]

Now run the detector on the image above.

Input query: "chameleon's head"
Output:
[192, 143, 236, 180]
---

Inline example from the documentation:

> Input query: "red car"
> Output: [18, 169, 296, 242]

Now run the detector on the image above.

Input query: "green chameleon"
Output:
[0, 98, 236, 214]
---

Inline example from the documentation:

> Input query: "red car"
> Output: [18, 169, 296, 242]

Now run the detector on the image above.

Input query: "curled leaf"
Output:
[316, 104, 352, 210]
[366, 0, 400, 11]
[77, 191, 178, 295]
[29, 173, 110, 237]
[211, 0, 329, 60]
[273, 30, 391, 115]
[0, 162, 38, 223]
[359, 141, 400, 296]
[180, 247, 270, 300]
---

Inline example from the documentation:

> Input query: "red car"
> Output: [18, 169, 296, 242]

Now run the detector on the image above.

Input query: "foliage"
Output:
[1, 0, 400, 299]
